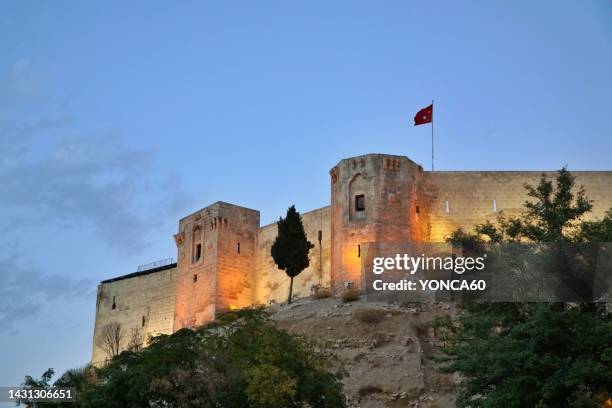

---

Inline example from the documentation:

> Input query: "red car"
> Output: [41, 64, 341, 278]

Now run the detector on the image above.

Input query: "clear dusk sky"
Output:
[1, 0, 611, 394]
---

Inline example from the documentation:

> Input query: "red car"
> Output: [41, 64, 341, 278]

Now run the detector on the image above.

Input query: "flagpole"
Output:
[431, 99, 434, 171]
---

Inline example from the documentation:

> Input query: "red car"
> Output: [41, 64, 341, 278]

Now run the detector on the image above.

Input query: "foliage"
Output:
[519, 167, 593, 242]
[449, 168, 598, 244]
[432, 303, 612, 407]
[18, 366, 93, 408]
[579, 209, 612, 242]
[340, 288, 360, 303]
[271, 205, 314, 304]
[312, 286, 332, 300]
[246, 364, 297, 408]
[357, 385, 384, 397]
[352, 308, 386, 324]
[434, 168, 612, 407]
[25, 309, 345, 408]
[18, 368, 53, 408]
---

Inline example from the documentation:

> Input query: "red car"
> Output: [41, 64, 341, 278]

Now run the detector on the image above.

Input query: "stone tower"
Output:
[329, 154, 425, 291]
[173, 202, 259, 330]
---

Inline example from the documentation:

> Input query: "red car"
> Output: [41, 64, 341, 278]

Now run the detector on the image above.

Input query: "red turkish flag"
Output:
[414, 104, 433, 126]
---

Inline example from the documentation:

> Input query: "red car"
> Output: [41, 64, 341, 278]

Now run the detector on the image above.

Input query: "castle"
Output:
[91, 153, 612, 364]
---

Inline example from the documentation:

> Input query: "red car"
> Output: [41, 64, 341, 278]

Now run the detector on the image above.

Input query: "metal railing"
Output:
[137, 257, 175, 272]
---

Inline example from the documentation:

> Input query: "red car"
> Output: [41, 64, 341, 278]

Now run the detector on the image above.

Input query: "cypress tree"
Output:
[271, 206, 314, 304]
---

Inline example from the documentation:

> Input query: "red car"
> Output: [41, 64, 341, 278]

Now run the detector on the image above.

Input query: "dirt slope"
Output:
[269, 297, 459, 408]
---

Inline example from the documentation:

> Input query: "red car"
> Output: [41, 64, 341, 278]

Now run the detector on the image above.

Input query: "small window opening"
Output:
[357, 244, 361, 258]
[318, 230, 322, 243]
[416, 205, 420, 214]
[193, 274, 198, 283]
[237, 242, 240, 254]
[445, 199, 450, 214]
[194, 243, 202, 262]
[142, 316, 146, 327]
[112, 296, 116, 310]
[355, 194, 365, 212]
[493, 199, 497, 213]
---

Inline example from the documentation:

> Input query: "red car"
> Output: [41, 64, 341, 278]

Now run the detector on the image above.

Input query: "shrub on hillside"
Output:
[24, 309, 346, 408]
[357, 384, 383, 397]
[313, 287, 332, 300]
[340, 289, 360, 302]
[434, 169, 612, 407]
[353, 308, 386, 324]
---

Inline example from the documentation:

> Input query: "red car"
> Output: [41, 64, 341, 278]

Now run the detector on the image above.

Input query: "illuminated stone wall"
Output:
[421, 171, 612, 242]
[92, 153, 612, 363]
[173, 202, 259, 331]
[91, 264, 176, 366]
[329, 155, 612, 291]
[330, 154, 424, 292]
[254, 206, 331, 304]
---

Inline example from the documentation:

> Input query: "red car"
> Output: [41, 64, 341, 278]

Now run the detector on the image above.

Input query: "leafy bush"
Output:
[357, 385, 383, 397]
[433, 303, 612, 407]
[340, 289, 360, 303]
[352, 308, 385, 324]
[246, 364, 297, 408]
[26, 309, 345, 408]
[313, 287, 332, 300]
[434, 169, 612, 407]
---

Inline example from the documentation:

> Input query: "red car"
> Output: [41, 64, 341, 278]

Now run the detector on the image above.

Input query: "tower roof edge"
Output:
[332, 153, 421, 169]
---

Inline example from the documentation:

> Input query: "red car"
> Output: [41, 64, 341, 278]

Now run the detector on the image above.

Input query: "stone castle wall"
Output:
[92, 154, 612, 362]
[91, 265, 177, 366]
[421, 171, 612, 242]
[254, 206, 331, 304]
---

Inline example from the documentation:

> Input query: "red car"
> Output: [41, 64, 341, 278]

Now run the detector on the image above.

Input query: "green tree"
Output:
[271, 205, 314, 304]
[448, 167, 593, 244]
[33, 309, 345, 408]
[433, 303, 612, 407]
[18, 369, 54, 408]
[579, 209, 612, 242]
[18, 367, 92, 408]
[434, 168, 612, 407]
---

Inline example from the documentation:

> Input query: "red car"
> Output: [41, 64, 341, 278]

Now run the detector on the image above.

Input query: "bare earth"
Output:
[269, 297, 459, 408]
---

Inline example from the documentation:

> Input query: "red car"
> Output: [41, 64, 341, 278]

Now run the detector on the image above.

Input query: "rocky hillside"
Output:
[269, 297, 459, 408]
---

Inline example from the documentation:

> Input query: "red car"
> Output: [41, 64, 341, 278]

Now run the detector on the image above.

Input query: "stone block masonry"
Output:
[173, 202, 260, 331]
[421, 171, 612, 242]
[92, 153, 612, 362]
[91, 264, 177, 366]
[254, 206, 331, 304]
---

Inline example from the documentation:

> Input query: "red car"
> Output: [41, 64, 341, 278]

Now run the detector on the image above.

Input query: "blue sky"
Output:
[0, 0, 611, 392]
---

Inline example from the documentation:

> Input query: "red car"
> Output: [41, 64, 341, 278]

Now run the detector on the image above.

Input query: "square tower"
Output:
[173, 202, 259, 330]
